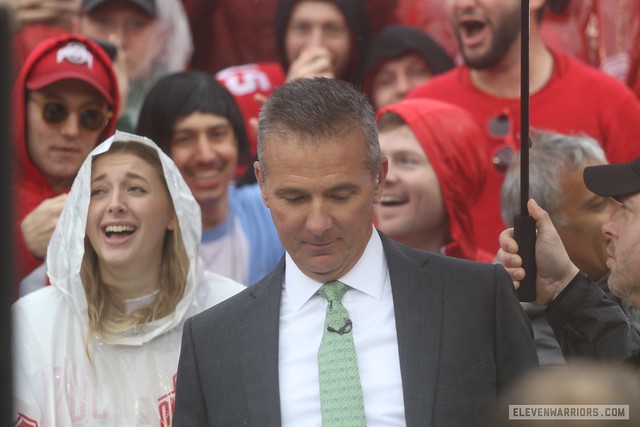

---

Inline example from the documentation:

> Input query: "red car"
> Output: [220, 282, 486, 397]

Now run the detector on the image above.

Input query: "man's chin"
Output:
[608, 276, 637, 305]
[295, 257, 342, 281]
[194, 189, 226, 207]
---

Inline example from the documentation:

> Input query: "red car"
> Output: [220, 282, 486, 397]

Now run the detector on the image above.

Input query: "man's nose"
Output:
[395, 74, 412, 97]
[306, 201, 332, 235]
[307, 27, 324, 48]
[60, 112, 81, 138]
[602, 219, 614, 237]
[384, 163, 399, 183]
[195, 134, 217, 162]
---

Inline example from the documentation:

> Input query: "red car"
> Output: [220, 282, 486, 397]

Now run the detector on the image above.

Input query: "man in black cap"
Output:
[498, 158, 640, 363]
[76, 0, 157, 81]
[81, 0, 156, 16]
[75, 0, 163, 131]
[361, 25, 454, 111]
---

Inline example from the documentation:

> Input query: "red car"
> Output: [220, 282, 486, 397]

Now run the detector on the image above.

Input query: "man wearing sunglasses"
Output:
[13, 34, 120, 300]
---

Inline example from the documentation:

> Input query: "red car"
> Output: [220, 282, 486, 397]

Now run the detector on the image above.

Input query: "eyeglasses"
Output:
[29, 96, 113, 132]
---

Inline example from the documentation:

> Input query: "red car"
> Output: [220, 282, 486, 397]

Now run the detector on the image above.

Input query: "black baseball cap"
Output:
[81, 0, 156, 18]
[584, 157, 640, 198]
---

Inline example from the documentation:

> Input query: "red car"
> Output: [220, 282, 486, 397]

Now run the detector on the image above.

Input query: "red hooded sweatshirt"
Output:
[377, 99, 494, 263]
[13, 34, 120, 298]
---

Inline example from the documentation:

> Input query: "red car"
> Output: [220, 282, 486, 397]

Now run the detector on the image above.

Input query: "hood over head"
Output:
[13, 34, 119, 205]
[46, 131, 204, 345]
[377, 99, 491, 261]
[275, 0, 371, 85]
[14, 34, 120, 175]
[12, 33, 120, 286]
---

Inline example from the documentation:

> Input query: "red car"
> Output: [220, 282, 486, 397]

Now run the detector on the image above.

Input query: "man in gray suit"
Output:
[172, 77, 538, 427]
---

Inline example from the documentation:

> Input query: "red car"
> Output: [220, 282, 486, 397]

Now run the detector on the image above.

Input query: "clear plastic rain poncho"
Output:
[12, 131, 244, 426]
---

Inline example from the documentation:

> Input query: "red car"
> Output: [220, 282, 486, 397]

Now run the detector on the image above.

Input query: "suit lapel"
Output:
[235, 238, 444, 425]
[382, 234, 442, 427]
[238, 260, 285, 425]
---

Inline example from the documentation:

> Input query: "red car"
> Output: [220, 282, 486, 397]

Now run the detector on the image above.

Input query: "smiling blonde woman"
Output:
[12, 131, 244, 426]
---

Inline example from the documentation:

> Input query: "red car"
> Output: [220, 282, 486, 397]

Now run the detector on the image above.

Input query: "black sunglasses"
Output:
[29, 96, 113, 132]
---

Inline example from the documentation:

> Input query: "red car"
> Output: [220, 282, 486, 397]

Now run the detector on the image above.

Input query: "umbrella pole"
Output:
[514, 0, 537, 302]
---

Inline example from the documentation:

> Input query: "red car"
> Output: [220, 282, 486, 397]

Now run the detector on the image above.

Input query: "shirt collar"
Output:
[284, 227, 388, 311]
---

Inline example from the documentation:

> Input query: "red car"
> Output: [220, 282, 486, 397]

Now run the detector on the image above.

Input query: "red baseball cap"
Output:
[26, 39, 114, 105]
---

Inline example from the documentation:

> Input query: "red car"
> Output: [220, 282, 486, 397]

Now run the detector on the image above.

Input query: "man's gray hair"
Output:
[501, 131, 607, 227]
[256, 77, 380, 179]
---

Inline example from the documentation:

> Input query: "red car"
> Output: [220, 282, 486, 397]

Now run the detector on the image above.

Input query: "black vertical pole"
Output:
[514, 0, 537, 302]
[520, 0, 531, 218]
[0, 4, 14, 426]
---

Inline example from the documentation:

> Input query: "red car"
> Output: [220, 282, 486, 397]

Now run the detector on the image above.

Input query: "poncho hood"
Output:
[47, 131, 205, 345]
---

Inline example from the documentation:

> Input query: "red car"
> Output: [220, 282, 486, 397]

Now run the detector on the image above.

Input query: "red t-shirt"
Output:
[216, 62, 286, 162]
[408, 50, 640, 253]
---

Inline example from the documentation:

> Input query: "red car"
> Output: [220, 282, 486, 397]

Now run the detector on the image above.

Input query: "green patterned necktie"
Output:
[317, 280, 366, 427]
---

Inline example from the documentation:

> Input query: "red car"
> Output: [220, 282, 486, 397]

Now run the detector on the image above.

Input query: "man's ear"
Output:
[373, 156, 388, 204]
[254, 161, 270, 207]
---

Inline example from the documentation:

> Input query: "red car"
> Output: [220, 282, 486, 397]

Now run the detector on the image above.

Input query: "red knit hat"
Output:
[26, 39, 114, 105]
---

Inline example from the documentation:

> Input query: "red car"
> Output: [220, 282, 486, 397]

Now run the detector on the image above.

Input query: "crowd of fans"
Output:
[5, 0, 640, 426]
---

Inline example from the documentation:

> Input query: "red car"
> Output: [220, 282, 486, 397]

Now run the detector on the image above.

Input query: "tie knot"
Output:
[317, 280, 349, 303]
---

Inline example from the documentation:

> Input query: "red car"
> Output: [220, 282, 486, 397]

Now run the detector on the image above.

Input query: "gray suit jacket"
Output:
[172, 233, 538, 426]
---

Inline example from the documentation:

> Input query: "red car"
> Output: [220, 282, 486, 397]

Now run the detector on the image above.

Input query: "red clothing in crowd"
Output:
[394, 0, 458, 59]
[377, 99, 494, 263]
[394, 0, 640, 100]
[408, 49, 640, 253]
[182, 0, 398, 75]
[216, 62, 286, 162]
[181, 0, 280, 74]
[13, 35, 120, 298]
[11, 25, 68, 77]
[215, 0, 375, 167]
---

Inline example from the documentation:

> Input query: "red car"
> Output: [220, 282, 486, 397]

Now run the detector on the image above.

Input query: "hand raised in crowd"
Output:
[286, 46, 335, 82]
[497, 199, 580, 306]
[21, 193, 68, 260]
[5, 0, 79, 32]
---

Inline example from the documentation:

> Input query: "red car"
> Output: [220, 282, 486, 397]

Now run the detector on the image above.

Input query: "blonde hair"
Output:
[81, 141, 189, 341]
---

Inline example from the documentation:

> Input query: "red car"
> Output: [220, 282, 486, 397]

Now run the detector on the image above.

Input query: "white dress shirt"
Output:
[279, 228, 406, 426]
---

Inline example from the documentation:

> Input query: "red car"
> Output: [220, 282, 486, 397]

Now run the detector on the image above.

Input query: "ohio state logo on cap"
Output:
[56, 42, 94, 69]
